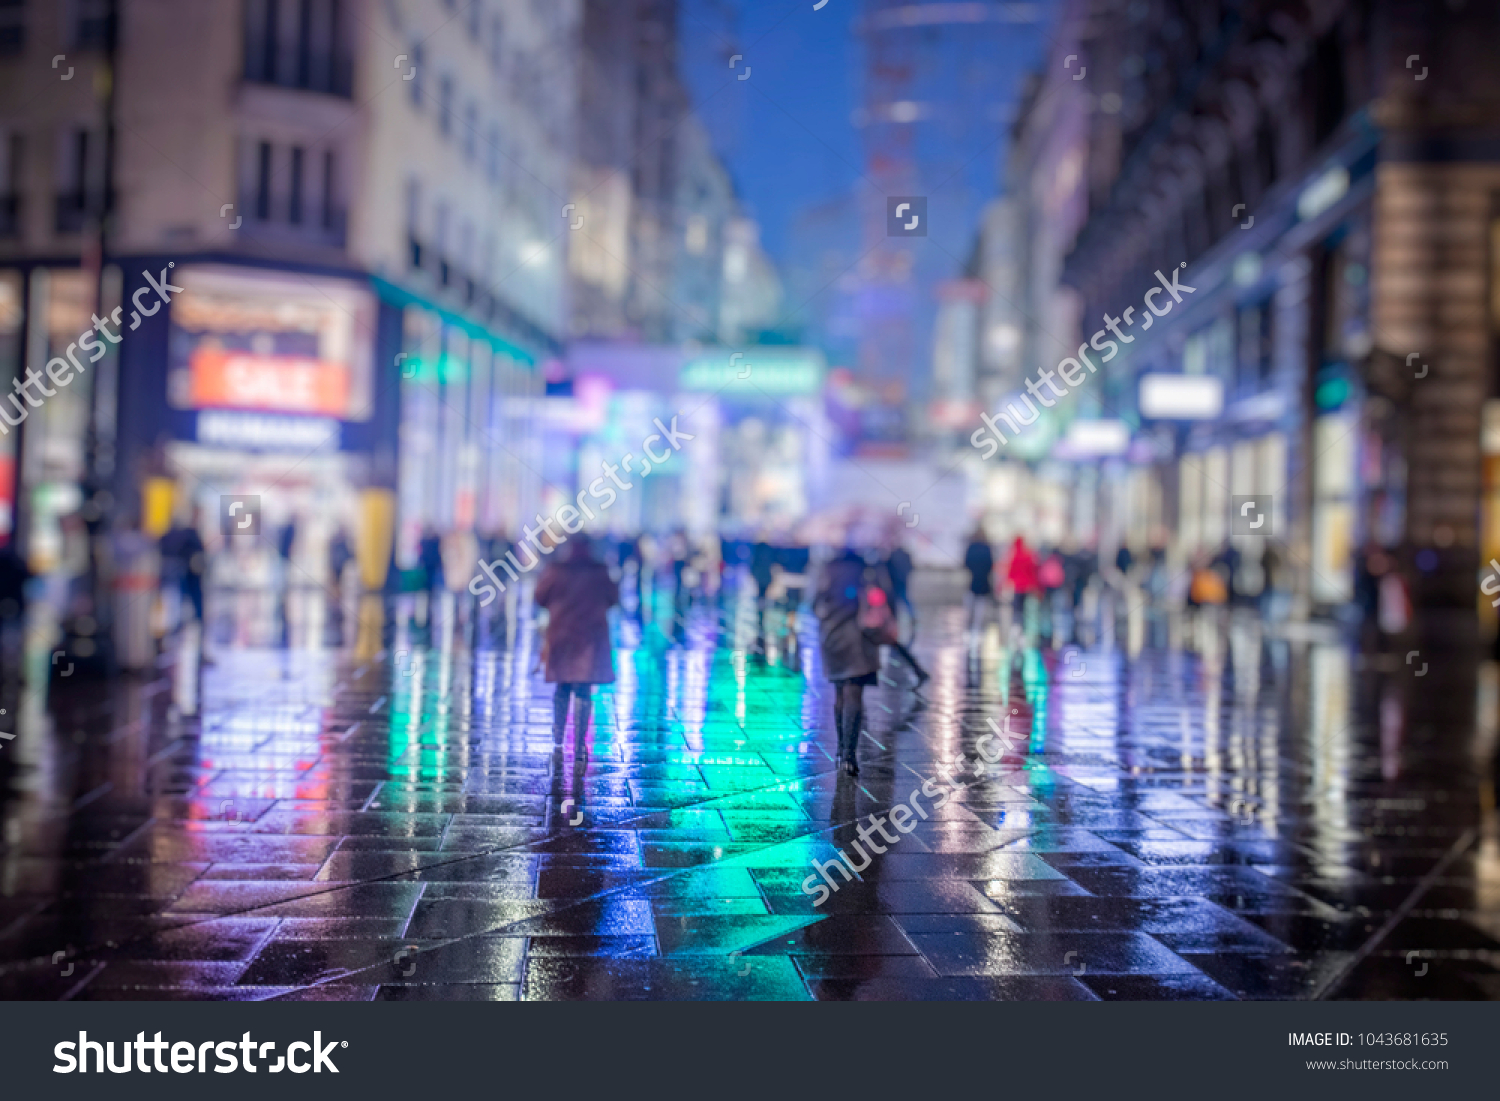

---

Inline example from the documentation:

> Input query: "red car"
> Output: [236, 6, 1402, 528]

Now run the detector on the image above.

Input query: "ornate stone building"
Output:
[1049, 0, 1500, 623]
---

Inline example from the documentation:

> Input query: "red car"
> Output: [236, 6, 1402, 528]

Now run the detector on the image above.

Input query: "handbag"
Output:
[858, 584, 899, 644]
[1038, 554, 1065, 589]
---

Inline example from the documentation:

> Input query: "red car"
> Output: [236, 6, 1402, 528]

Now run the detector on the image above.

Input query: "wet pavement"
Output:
[1, 582, 1498, 1000]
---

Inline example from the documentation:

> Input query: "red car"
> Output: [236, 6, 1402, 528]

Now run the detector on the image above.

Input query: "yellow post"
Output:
[141, 476, 175, 537]
[358, 487, 396, 592]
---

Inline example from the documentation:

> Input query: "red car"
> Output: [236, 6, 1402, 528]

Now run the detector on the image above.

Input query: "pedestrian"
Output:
[159, 508, 207, 630]
[668, 528, 689, 604]
[276, 516, 297, 568]
[329, 527, 353, 595]
[160, 507, 209, 659]
[1037, 544, 1066, 641]
[874, 547, 929, 687]
[750, 534, 776, 601]
[0, 536, 29, 670]
[1005, 535, 1039, 623]
[963, 525, 996, 634]
[1065, 542, 1095, 612]
[885, 534, 915, 622]
[534, 533, 619, 747]
[621, 534, 643, 617]
[813, 544, 882, 775]
[417, 525, 444, 594]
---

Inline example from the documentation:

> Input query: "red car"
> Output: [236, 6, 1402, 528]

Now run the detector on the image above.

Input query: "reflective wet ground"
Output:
[1, 580, 1498, 1000]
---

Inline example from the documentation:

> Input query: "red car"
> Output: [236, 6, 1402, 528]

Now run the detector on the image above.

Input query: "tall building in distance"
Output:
[854, 0, 1046, 413]
[570, 0, 780, 348]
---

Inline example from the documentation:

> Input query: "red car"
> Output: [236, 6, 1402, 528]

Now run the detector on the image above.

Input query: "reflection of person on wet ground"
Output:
[814, 545, 881, 776]
[535, 533, 619, 750]
[1354, 538, 1396, 649]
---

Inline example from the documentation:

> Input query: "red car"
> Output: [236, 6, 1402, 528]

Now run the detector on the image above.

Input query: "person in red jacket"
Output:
[1005, 536, 1039, 622]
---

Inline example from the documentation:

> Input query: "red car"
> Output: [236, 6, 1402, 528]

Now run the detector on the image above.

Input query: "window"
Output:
[69, 129, 89, 196]
[0, 130, 19, 235]
[73, 0, 111, 48]
[435, 200, 450, 284]
[462, 103, 476, 162]
[467, 0, 481, 40]
[55, 129, 96, 232]
[295, 0, 310, 86]
[257, 0, 278, 83]
[0, 0, 25, 55]
[409, 44, 424, 106]
[289, 146, 304, 224]
[1238, 301, 1274, 390]
[3, 131, 21, 194]
[489, 14, 507, 70]
[406, 177, 422, 267]
[1311, 28, 1346, 146]
[255, 141, 272, 220]
[244, 0, 351, 95]
[439, 76, 454, 137]
[485, 124, 500, 183]
[321, 149, 336, 229]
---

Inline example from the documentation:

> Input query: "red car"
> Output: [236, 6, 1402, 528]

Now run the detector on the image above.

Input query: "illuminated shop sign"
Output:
[1139, 373, 1224, 420]
[679, 350, 824, 395]
[197, 410, 340, 451]
[1060, 418, 1130, 457]
[189, 349, 350, 416]
[169, 265, 375, 421]
[1296, 165, 1350, 222]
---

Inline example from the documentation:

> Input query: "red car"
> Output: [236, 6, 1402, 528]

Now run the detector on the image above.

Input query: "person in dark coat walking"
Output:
[417, 526, 444, 593]
[963, 526, 995, 633]
[535, 534, 619, 745]
[160, 512, 207, 628]
[814, 545, 881, 775]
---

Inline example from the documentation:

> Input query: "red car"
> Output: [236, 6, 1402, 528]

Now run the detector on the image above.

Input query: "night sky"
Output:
[678, 0, 1053, 365]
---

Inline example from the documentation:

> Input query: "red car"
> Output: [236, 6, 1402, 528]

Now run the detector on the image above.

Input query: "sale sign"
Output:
[189, 349, 351, 416]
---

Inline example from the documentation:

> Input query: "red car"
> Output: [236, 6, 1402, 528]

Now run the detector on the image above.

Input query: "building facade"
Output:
[0, 0, 577, 596]
[1029, 0, 1500, 626]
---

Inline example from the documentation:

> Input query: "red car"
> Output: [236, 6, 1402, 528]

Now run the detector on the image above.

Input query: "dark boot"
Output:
[552, 684, 571, 740]
[573, 691, 593, 747]
[838, 687, 862, 774]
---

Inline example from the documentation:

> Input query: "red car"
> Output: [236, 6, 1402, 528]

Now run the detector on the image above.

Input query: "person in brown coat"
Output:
[534, 533, 619, 743]
[813, 545, 881, 775]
